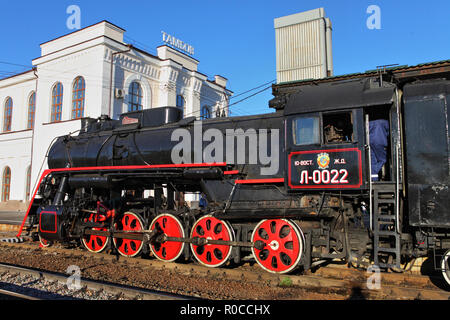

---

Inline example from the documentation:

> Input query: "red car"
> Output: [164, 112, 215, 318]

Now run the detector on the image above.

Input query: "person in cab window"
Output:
[324, 119, 351, 143]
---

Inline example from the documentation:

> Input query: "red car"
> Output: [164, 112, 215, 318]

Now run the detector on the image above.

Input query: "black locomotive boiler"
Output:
[19, 61, 450, 285]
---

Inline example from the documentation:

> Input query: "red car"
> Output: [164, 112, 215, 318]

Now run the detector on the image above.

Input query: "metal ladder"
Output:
[372, 181, 401, 269]
[366, 111, 402, 270]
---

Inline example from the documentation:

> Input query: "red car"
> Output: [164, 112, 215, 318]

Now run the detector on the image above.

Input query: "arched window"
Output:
[25, 166, 31, 201]
[51, 82, 63, 122]
[27, 92, 36, 129]
[201, 105, 211, 120]
[2, 167, 11, 202]
[72, 77, 85, 119]
[3, 97, 12, 132]
[128, 82, 143, 112]
[176, 95, 185, 118]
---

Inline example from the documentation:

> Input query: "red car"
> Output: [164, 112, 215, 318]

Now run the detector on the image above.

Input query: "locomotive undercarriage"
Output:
[28, 169, 378, 274]
[29, 168, 450, 285]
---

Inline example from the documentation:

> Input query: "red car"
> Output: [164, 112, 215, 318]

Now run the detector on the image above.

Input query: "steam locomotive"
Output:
[19, 61, 450, 286]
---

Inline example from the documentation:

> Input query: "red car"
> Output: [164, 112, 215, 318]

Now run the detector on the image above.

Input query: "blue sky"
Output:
[0, 0, 449, 116]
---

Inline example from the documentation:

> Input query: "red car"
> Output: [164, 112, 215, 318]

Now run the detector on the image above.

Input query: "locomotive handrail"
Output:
[365, 114, 373, 231]
[395, 88, 404, 233]
[395, 143, 400, 233]
[395, 88, 402, 234]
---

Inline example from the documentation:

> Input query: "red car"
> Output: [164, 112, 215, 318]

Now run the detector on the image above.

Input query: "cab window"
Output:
[293, 117, 320, 145]
[323, 112, 353, 144]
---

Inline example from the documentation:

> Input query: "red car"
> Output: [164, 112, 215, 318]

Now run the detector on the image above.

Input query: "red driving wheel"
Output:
[113, 212, 145, 257]
[190, 215, 234, 268]
[251, 219, 303, 274]
[149, 214, 185, 262]
[81, 214, 109, 253]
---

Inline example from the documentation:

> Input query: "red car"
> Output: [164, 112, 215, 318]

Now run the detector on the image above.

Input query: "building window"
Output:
[2, 167, 11, 202]
[25, 166, 31, 201]
[27, 92, 36, 129]
[51, 82, 64, 122]
[72, 77, 85, 119]
[176, 95, 185, 118]
[128, 81, 143, 112]
[3, 97, 12, 132]
[201, 105, 211, 120]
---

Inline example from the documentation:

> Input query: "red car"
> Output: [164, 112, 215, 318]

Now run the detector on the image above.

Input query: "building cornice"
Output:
[39, 20, 126, 46]
[0, 129, 33, 140]
[0, 69, 36, 88]
[156, 45, 200, 63]
[110, 49, 161, 81]
[205, 79, 233, 94]
[33, 36, 112, 66]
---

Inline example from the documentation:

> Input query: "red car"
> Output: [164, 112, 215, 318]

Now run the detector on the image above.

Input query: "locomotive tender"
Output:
[19, 60, 450, 284]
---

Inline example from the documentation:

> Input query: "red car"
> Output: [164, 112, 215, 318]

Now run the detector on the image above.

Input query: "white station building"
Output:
[0, 21, 231, 209]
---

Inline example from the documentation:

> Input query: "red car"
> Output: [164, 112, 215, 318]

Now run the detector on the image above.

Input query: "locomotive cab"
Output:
[275, 77, 399, 193]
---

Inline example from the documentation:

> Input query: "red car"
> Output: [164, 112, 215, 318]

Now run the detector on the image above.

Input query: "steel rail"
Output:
[0, 263, 194, 300]
[0, 288, 41, 300]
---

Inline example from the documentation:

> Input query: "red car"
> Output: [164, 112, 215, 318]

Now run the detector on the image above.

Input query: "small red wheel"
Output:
[39, 235, 52, 248]
[251, 219, 304, 274]
[81, 214, 109, 253]
[190, 215, 234, 268]
[149, 214, 185, 262]
[113, 212, 145, 257]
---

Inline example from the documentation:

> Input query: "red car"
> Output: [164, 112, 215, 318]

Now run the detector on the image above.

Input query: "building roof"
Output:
[39, 20, 126, 46]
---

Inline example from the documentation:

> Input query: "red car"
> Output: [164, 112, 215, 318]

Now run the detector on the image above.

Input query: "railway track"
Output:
[0, 288, 41, 300]
[0, 262, 194, 300]
[0, 240, 448, 300]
